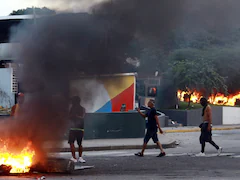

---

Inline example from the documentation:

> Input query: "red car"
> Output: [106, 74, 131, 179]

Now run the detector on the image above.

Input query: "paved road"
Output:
[3, 129, 240, 180]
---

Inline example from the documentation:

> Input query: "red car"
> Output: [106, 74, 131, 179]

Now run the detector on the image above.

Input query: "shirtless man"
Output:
[196, 97, 222, 156]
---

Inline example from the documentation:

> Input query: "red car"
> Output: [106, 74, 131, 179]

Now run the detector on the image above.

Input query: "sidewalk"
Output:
[44, 125, 240, 152]
[44, 134, 176, 152]
[164, 125, 240, 133]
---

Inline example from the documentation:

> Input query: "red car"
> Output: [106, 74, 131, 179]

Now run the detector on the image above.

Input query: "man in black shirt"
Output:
[68, 96, 86, 163]
[135, 100, 166, 157]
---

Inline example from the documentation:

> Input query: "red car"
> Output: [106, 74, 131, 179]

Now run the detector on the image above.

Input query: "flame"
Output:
[177, 90, 202, 103]
[0, 141, 35, 173]
[178, 90, 240, 106]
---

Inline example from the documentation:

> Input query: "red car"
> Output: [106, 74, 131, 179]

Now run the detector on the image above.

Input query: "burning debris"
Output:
[0, 165, 12, 175]
[178, 90, 240, 106]
[0, 140, 35, 173]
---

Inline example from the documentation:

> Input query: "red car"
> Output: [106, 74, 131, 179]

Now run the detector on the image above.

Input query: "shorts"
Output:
[144, 129, 159, 143]
[68, 130, 84, 146]
[200, 123, 212, 144]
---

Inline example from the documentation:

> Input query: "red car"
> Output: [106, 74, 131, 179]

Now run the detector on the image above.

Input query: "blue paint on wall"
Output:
[95, 101, 112, 113]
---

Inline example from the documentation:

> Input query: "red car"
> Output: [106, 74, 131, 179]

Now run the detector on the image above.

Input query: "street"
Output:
[3, 129, 240, 180]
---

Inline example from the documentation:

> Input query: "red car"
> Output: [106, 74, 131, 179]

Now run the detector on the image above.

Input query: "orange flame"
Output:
[178, 90, 240, 106]
[177, 90, 202, 103]
[0, 141, 35, 173]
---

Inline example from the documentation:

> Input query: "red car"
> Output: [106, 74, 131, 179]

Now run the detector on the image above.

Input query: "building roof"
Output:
[0, 15, 36, 20]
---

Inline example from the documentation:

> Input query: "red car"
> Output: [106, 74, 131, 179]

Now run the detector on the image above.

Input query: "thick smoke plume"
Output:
[1, 0, 240, 164]
[0, 0, 187, 163]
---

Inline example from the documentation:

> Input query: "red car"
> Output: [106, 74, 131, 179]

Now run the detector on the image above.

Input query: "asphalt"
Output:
[4, 129, 240, 180]
[44, 125, 240, 152]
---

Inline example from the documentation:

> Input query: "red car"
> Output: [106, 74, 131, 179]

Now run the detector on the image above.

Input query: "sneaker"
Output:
[157, 152, 166, 157]
[195, 152, 206, 157]
[218, 147, 223, 156]
[78, 157, 86, 163]
[70, 157, 78, 163]
[134, 152, 144, 157]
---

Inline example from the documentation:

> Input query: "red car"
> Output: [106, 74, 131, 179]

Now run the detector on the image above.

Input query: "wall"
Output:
[0, 68, 14, 108]
[84, 112, 145, 139]
[0, 43, 20, 60]
[70, 74, 136, 113]
[161, 106, 223, 126]
[186, 107, 222, 126]
[222, 107, 240, 125]
[160, 109, 188, 126]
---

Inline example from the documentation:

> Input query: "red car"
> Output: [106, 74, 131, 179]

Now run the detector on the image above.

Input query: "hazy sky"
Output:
[0, 0, 106, 16]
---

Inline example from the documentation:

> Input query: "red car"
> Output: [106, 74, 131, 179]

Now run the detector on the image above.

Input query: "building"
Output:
[0, 15, 138, 113]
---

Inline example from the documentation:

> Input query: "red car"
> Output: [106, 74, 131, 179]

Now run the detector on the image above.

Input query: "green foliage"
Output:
[177, 101, 202, 110]
[171, 57, 227, 95]
[10, 7, 56, 16]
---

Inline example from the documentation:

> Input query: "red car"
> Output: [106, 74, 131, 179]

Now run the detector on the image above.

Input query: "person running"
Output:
[68, 96, 86, 163]
[196, 97, 222, 157]
[11, 92, 24, 117]
[135, 99, 166, 157]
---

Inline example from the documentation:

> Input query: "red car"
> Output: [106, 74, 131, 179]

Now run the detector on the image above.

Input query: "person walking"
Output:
[68, 96, 86, 163]
[135, 99, 166, 157]
[196, 97, 222, 157]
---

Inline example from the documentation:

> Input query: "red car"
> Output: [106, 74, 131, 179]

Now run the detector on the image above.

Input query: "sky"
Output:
[0, 0, 106, 16]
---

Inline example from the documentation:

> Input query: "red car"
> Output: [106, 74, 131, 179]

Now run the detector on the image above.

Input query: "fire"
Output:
[178, 90, 240, 106]
[177, 90, 201, 103]
[0, 141, 35, 173]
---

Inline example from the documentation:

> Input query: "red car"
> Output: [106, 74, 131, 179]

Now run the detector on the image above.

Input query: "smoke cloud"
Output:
[5, 0, 240, 163]
[0, 0, 187, 163]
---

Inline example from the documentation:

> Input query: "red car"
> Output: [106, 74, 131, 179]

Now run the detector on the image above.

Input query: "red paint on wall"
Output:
[111, 83, 134, 112]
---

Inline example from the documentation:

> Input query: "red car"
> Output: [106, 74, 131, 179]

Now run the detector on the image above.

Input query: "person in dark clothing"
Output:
[196, 97, 222, 157]
[135, 100, 166, 157]
[68, 96, 86, 163]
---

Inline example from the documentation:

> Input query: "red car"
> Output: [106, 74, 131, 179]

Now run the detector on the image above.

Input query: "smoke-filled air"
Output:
[1, 0, 240, 165]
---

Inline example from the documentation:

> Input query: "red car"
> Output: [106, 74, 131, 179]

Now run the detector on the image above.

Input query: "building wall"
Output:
[70, 74, 136, 113]
[0, 68, 15, 108]
[0, 43, 20, 60]
[222, 107, 240, 125]
[84, 112, 145, 139]
[161, 106, 223, 126]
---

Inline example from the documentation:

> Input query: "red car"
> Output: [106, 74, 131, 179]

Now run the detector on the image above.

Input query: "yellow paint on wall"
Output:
[98, 75, 135, 99]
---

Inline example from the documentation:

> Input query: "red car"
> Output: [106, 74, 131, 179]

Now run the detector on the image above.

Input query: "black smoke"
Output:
[1, 0, 188, 163]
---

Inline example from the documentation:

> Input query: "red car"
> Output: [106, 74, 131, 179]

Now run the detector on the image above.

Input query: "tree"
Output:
[204, 47, 240, 93]
[10, 7, 56, 16]
[171, 58, 227, 108]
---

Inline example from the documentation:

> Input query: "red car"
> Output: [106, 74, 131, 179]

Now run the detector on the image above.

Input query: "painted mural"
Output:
[70, 74, 136, 113]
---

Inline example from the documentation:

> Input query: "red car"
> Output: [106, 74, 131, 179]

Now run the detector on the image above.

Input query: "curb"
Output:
[46, 141, 177, 152]
[164, 127, 240, 133]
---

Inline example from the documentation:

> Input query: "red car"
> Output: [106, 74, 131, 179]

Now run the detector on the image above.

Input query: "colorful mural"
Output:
[70, 74, 136, 113]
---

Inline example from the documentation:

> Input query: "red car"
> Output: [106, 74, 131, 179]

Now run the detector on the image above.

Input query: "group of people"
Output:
[134, 98, 222, 158]
[11, 93, 222, 164]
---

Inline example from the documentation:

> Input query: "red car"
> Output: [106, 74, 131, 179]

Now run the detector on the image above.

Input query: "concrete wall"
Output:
[161, 106, 223, 126]
[84, 112, 145, 140]
[160, 110, 188, 126]
[0, 68, 14, 108]
[222, 107, 240, 125]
